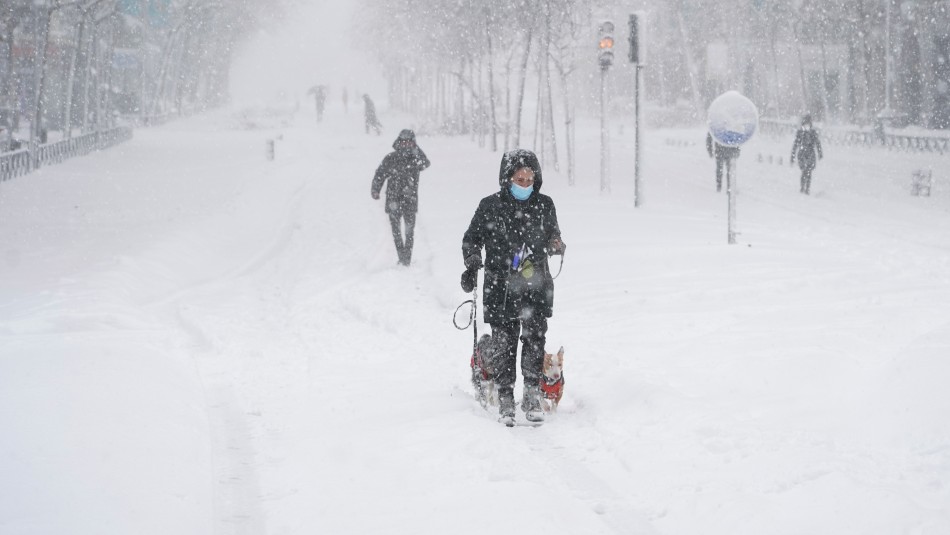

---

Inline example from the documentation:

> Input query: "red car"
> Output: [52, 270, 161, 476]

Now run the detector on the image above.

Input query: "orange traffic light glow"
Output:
[599, 37, 614, 49]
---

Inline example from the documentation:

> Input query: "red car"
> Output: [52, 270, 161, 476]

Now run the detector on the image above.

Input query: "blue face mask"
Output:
[510, 183, 533, 201]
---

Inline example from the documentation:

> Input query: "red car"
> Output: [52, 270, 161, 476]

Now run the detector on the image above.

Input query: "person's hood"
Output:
[392, 129, 416, 150]
[498, 149, 542, 193]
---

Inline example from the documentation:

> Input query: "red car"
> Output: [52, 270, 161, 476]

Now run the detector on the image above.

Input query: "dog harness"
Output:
[471, 354, 490, 381]
[540, 375, 564, 400]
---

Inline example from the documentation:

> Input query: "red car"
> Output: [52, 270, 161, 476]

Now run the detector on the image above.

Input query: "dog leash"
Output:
[550, 246, 566, 280]
[453, 274, 478, 354]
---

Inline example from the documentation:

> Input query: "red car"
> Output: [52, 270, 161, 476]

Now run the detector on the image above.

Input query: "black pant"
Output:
[800, 168, 813, 194]
[488, 314, 548, 397]
[388, 211, 415, 265]
[715, 156, 727, 191]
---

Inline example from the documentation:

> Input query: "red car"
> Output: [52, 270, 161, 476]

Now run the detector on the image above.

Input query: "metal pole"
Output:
[600, 66, 609, 192]
[634, 64, 642, 206]
[727, 156, 737, 244]
[884, 0, 892, 113]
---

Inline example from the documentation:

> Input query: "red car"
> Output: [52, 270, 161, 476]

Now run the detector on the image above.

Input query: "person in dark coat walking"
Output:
[371, 129, 430, 265]
[460, 149, 565, 424]
[790, 114, 823, 195]
[706, 132, 741, 192]
[363, 94, 382, 135]
[308, 85, 328, 122]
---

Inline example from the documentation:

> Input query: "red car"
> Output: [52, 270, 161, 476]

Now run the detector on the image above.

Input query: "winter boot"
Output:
[498, 386, 516, 427]
[521, 384, 544, 423]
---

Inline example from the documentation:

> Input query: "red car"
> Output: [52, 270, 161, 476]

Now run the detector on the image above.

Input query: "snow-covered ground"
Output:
[1, 99, 949, 534]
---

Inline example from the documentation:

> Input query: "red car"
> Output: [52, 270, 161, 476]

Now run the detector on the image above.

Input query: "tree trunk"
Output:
[31, 6, 53, 143]
[485, 9, 498, 152]
[533, 59, 542, 157]
[0, 17, 19, 119]
[82, 24, 96, 133]
[512, 28, 533, 149]
[819, 38, 833, 122]
[793, 22, 809, 113]
[674, 6, 703, 119]
[558, 66, 574, 185]
[63, 15, 88, 139]
[542, 0, 558, 172]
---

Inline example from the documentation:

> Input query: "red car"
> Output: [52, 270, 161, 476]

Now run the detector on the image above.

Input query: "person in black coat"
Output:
[363, 94, 382, 135]
[790, 114, 823, 195]
[371, 129, 430, 265]
[460, 149, 565, 424]
[706, 132, 740, 192]
[308, 85, 328, 122]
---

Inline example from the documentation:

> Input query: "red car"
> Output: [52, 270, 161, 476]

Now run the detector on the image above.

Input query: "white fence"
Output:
[759, 119, 950, 155]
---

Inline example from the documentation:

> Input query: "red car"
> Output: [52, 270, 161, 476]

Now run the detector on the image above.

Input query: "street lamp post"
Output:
[884, 0, 893, 114]
[598, 20, 614, 193]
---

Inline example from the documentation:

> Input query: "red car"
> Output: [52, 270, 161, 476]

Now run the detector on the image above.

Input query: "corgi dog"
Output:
[539, 347, 565, 412]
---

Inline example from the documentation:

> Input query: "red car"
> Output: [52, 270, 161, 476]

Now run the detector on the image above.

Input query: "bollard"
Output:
[266, 139, 275, 161]
[911, 169, 932, 197]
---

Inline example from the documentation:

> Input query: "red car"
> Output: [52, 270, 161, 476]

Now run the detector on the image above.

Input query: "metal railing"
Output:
[0, 148, 31, 182]
[759, 118, 950, 155]
[0, 126, 134, 181]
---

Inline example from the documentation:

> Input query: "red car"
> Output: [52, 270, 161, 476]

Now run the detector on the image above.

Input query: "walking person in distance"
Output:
[790, 114, 823, 195]
[706, 131, 740, 192]
[371, 129, 430, 266]
[363, 94, 382, 135]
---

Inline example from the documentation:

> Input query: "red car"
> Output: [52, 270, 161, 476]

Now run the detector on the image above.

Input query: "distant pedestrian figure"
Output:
[342, 87, 349, 114]
[308, 85, 328, 122]
[790, 114, 823, 195]
[363, 94, 382, 135]
[706, 132, 740, 192]
[371, 129, 430, 265]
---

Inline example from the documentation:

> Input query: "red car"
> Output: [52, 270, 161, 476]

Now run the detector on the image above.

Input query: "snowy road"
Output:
[2, 106, 949, 534]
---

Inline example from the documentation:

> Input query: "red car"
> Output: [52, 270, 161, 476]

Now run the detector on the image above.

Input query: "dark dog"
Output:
[470, 334, 498, 408]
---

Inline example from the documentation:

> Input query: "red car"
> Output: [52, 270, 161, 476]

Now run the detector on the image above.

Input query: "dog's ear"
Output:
[557, 346, 564, 358]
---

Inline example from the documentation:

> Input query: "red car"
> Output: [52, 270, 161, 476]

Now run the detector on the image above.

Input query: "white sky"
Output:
[229, 1, 386, 106]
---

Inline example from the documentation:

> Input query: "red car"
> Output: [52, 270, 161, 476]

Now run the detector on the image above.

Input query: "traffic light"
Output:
[628, 13, 640, 64]
[598, 20, 615, 69]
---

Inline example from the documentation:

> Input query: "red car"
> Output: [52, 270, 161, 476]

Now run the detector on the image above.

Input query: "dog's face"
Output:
[542, 347, 564, 381]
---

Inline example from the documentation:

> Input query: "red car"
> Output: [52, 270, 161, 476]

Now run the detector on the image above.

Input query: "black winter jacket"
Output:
[791, 128, 822, 170]
[706, 132, 740, 160]
[371, 142, 430, 214]
[462, 150, 562, 323]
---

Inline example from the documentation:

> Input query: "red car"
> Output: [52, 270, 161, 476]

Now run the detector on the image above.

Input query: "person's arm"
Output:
[371, 156, 389, 199]
[415, 147, 431, 170]
[462, 201, 487, 268]
[545, 201, 565, 255]
[815, 132, 823, 160]
[790, 131, 801, 165]
[460, 200, 488, 292]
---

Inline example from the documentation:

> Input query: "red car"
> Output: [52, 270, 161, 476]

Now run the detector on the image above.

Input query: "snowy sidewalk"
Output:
[2, 106, 950, 535]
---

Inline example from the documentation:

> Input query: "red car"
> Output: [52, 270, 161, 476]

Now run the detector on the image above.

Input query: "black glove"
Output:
[547, 238, 566, 256]
[460, 267, 478, 293]
[463, 254, 483, 270]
